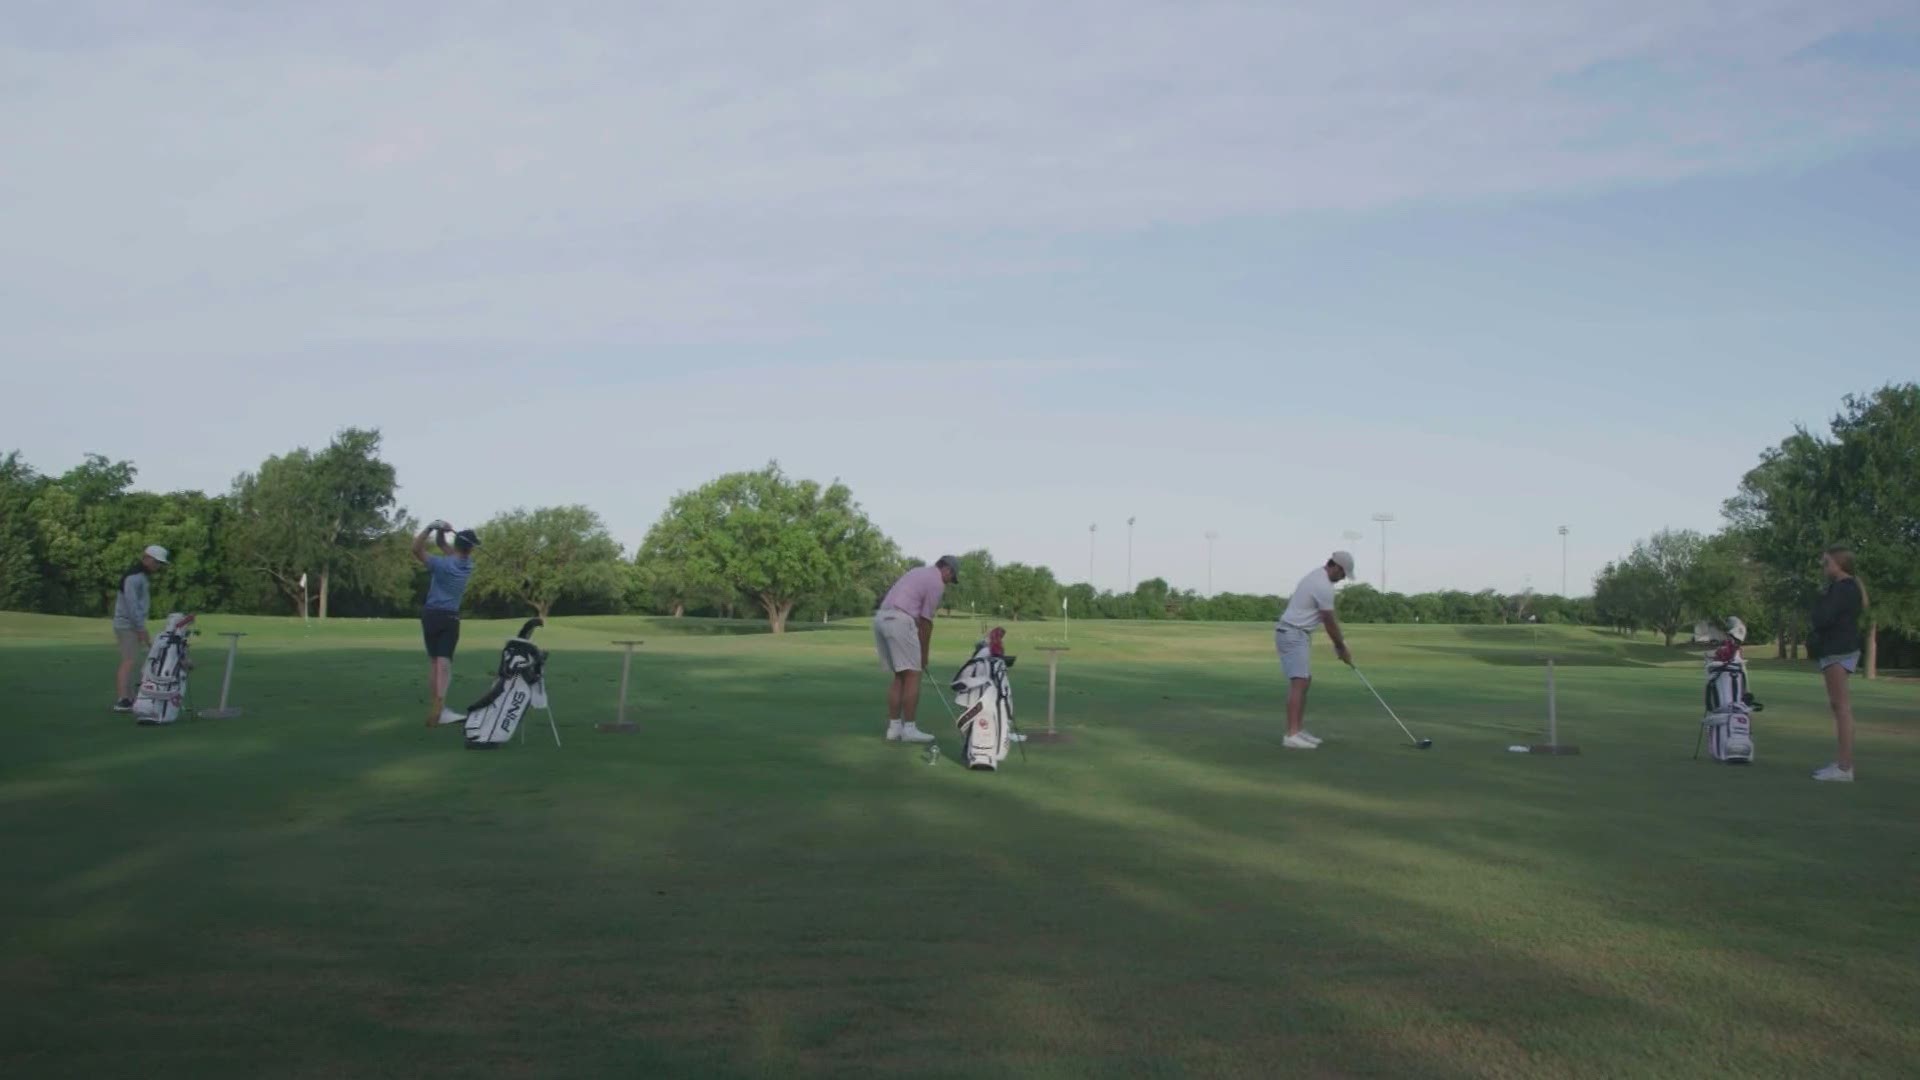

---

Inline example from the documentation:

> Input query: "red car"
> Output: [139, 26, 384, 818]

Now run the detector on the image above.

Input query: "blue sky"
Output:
[4, 2, 1918, 596]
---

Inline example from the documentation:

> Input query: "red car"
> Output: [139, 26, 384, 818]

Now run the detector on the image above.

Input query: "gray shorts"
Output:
[1819, 652, 1860, 673]
[874, 610, 922, 673]
[1275, 627, 1313, 681]
[116, 627, 143, 662]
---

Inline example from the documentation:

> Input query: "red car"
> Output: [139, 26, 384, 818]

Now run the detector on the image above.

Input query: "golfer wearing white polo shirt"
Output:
[1275, 551, 1356, 750]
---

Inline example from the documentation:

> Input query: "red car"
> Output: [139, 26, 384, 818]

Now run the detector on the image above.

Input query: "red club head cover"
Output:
[989, 627, 1006, 656]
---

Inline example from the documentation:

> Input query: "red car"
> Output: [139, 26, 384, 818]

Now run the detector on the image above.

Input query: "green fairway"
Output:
[2, 612, 1916, 1078]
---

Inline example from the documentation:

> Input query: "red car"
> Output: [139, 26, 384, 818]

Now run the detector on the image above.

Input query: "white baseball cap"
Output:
[1330, 550, 1356, 578]
[144, 544, 170, 564]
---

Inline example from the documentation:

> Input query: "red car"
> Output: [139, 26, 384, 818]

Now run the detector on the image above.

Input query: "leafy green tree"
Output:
[638, 463, 897, 633]
[1338, 584, 1413, 624]
[1626, 529, 1705, 646]
[1061, 582, 1096, 617]
[469, 505, 626, 619]
[27, 454, 141, 614]
[308, 429, 401, 618]
[1130, 578, 1173, 620]
[1678, 532, 1754, 641]
[1824, 385, 1920, 677]
[944, 549, 999, 617]
[1725, 431, 1833, 657]
[0, 453, 47, 611]
[996, 562, 1059, 621]
[229, 429, 400, 618]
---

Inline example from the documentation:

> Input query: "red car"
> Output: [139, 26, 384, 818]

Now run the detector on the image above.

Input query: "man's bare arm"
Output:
[917, 617, 934, 671]
[1324, 611, 1353, 664]
[412, 527, 433, 566]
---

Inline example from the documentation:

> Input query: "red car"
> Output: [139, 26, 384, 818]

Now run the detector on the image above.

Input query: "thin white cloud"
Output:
[3, 1, 1916, 351]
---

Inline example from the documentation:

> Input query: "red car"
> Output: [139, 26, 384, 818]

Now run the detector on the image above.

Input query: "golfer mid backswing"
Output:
[413, 521, 480, 728]
[874, 555, 962, 744]
[1276, 551, 1356, 751]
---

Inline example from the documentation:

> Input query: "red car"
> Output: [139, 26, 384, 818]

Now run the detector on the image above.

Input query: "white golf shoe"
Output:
[887, 720, 936, 744]
[1282, 732, 1318, 751]
[1812, 763, 1855, 782]
[437, 708, 466, 727]
[1296, 730, 1324, 747]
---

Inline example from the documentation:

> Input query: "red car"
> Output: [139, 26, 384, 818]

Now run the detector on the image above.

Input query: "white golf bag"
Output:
[461, 618, 558, 750]
[950, 629, 1016, 771]
[1699, 654, 1760, 764]
[134, 613, 195, 727]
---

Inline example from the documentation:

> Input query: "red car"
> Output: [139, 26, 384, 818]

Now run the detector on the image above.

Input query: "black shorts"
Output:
[422, 610, 462, 659]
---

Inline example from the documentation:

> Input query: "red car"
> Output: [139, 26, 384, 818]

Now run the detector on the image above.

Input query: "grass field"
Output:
[2, 611, 1917, 1078]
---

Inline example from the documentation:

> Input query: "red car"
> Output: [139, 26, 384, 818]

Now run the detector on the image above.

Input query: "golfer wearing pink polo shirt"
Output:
[873, 555, 961, 743]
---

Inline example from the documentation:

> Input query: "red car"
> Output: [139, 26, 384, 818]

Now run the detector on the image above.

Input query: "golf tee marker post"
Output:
[1527, 658, 1581, 755]
[598, 640, 644, 733]
[1029, 647, 1072, 744]
[198, 632, 246, 720]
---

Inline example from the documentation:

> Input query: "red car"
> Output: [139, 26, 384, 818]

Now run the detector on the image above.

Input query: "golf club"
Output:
[1350, 664, 1433, 749]
[922, 669, 958, 723]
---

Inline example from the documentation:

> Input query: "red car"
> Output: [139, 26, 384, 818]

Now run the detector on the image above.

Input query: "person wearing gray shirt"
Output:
[112, 544, 170, 712]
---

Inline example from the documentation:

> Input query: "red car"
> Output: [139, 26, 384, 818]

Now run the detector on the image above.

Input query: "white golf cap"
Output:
[1330, 550, 1356, 577]
[144, 544, 170, 564]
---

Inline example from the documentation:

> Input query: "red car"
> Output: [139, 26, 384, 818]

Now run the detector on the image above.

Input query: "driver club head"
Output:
[1414, 738, 1434, 750]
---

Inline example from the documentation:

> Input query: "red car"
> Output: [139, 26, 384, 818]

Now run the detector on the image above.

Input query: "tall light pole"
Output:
[1204, 531, 1219, 595]
[1558, 525, 1570, 596]
[1372, 513, 1396, 591]
[1126, 516, 1136, 591]
[1088, 523, 1098, 588]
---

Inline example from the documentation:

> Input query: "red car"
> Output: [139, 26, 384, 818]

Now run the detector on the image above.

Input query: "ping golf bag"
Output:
[461, 618, 558, 750]
[1699, 649, 1762, 764]
[950, 628, 1017, 771]
[134, 613, 195, 726]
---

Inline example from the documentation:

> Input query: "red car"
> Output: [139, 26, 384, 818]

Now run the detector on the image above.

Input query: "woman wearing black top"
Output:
[1808, 547, 1867, 782]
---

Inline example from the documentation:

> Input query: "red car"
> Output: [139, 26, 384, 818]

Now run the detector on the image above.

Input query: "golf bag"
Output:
[133, 613, 195, 726]
[462, 618, 555, 750]
[1699, 651, 1761, 764]
[950, 628, 1016, 771]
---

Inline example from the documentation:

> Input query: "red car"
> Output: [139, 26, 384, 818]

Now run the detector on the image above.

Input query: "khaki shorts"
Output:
[1276, 627, 1313, 681]
[116, 628, 144, 662]
[874, 609, 922, 674]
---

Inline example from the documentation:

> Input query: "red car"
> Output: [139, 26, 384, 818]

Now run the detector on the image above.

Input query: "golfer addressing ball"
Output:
[874, 555, 962, 744]
[412, 520, 480, 728]
[1276, 550, 1356, 751]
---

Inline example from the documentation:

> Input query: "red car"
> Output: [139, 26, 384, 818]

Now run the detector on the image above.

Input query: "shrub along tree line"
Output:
[3, 385, 1912, 648]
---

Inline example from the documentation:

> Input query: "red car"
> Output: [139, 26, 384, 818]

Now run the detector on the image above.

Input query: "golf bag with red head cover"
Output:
[1698, 637, 1761, 764]
[134, 613, 196, 726]
[950, 628, 1017, 771]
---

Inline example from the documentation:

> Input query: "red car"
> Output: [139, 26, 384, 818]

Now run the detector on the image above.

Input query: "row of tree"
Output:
[2, 436, 1591, 632]
[4, 384, 1911, 648]
[1590, 385, 1919, 675]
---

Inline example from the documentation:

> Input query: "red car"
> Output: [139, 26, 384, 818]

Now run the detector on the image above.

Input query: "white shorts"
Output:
[874, 610, 922, 674]
[1819, 652, 1860, 674]
[1276, 627, 1313, 681]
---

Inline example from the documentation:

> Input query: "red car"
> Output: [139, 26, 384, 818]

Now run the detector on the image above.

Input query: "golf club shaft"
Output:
[1351, 666, 1423, 746]
[923, 669, 958, 722]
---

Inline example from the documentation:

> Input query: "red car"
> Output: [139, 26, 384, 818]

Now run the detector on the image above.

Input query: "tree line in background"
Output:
[1591, 385, 1919, 676]
[1, 384, 1912, 659]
